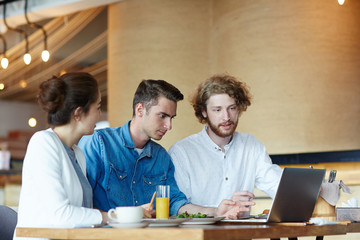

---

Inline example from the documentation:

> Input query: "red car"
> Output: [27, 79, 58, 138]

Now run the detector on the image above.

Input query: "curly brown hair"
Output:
[191, 73, 252, 124]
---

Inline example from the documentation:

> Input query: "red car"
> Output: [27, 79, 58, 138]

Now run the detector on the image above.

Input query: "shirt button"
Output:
[225, 177, 228, 181]
[135, 200, 138, 204]
[149, 182, 152, 185]
[119, 175, 122, 178]
[133, 181, 136, 184]
[224, 155, 226, 159]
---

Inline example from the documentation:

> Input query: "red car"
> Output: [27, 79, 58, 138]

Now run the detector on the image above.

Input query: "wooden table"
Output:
[16, 222, 359, 240]
[347, 222, 360, 233]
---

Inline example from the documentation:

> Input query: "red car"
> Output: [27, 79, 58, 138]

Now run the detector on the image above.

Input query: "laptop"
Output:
[224, 167, 326, 223]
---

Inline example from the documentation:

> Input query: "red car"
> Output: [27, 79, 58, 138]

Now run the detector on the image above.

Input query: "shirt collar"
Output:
[120, 121, 135, 148]
[121, 120, 152, 158]
[201, 126, 235, 151]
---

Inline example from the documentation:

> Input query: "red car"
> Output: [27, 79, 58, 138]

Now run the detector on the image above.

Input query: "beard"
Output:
[207, 118, 238, 138]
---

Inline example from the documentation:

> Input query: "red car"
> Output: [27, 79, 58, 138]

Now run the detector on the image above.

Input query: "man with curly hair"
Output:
[169, 74, 281, 217]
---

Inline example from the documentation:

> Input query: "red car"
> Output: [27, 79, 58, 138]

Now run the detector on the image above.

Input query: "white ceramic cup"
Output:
[107, 206, 143, 223]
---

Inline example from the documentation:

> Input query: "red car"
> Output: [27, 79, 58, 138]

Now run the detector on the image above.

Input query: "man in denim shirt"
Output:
[79, 80, 248, 218]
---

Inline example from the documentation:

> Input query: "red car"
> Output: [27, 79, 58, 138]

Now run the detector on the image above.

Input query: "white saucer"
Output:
[144, 218, 189, 227]
[181, 217, 224, 225]
[108, 221, 149, 228]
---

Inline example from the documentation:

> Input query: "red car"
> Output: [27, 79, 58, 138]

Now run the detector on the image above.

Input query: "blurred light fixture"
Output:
[0, 35, 8, 69]
[28, 117, 37, 128]
[0, 81, 5, 91]
[338, 0, 345, 5]
[25, 0, 50, 62]
[23, 52, 31, 65]
[41, 49, 50, 62]
[3, 2, 31, 65]
[19, 79, 27, 88]
[1, 57, 8, 69]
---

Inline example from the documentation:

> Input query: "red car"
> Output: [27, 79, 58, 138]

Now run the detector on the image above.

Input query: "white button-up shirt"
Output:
[169, 127, 282, 207]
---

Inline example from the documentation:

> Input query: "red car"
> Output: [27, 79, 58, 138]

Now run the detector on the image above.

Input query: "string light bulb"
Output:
[1, 57, 8, 69]
[0, 81, 5, 90]
[4, 2, 31, 66]
[41, 49, 50, 62]
[25, 0, 50, 63]
[0, 35, 8, 69]
[19, 79, 27, 88]
[28, 117, 37, 127]
[24, 52, 31, 65]
[338, 0, 345, 5]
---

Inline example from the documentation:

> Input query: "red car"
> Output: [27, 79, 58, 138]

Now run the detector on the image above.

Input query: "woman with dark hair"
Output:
[15, 72, 108, 238]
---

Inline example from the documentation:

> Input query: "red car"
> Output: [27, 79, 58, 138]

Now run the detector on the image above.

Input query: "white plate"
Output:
[181, 217, 225, 225]
[143, 218, 189, 227]
[108, 221, 149, 228]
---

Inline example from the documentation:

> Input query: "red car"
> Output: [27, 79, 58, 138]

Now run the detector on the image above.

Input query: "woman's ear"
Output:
[74, 107, 83, 121]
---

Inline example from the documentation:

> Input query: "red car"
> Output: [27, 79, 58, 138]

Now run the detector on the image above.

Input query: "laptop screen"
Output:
[267, 167, 326, 222]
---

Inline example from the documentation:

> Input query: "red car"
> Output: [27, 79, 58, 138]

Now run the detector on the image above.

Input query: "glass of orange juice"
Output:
[156, 185, 170, 219]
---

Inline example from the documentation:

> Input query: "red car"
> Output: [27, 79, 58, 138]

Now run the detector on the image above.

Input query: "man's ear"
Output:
[201, 109, 208, 119]
[74, 107, 83, 121]
[135, 103, 145, 117]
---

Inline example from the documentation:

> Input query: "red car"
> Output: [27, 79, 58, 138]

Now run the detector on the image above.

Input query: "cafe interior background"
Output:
[0, 0, 359, 234]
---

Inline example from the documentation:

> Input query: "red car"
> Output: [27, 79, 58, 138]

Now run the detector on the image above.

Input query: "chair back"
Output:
[0, 205, 18, 240]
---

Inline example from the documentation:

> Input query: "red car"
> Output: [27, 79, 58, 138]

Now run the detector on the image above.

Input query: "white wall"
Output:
[0, 100, 47, 138]
[0, 100, 108, 138]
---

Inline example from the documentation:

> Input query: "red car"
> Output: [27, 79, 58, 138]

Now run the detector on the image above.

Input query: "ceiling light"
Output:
[0, 35, 8, 69]
[3, 2, 31, 65]
[24, 53, 31, 65]
[338, 0, 345, 5]
[0, 81, 5, 91]
[25, 0, 50, 63]
[28, 117, 37, 128]
[41, 50, 50, 62]
[19, 80, 27, 88]
[1, 57, 8, 69]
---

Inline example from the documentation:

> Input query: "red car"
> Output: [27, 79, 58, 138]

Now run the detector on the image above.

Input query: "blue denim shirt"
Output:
[78, 121, 190, 215]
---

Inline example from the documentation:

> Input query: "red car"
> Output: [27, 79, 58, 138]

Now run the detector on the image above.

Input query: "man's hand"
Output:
[100, 210, 110, 224]
[216, 191, 256, 219]
[231, 191, 255, 206]
[231, 191, 255, 203]
[140, 203, 156, 218]
[231, 191, 256, 218]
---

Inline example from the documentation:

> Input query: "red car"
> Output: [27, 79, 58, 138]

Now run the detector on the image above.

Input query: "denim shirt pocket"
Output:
[142, 173, 167, 201]
[108, 163, 128, 201]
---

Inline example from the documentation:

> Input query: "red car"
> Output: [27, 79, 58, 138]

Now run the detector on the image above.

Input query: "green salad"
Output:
[175, 211, 208, 218]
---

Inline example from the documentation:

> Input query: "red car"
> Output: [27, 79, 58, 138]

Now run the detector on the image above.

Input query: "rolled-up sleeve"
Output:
[165, 154, 191, 215]
[255, 145, 282, 199]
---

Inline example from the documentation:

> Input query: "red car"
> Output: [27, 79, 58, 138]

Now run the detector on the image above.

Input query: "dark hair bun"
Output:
[38, 76, 67, 114]
[38, 72, 98, 126]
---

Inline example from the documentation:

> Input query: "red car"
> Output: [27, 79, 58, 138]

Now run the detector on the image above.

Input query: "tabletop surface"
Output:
[16, 222, 360, 240]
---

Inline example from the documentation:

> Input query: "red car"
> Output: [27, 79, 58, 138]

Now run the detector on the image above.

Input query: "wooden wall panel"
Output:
[108, 0, 360, 153]
[211, 0, 360, 153]
[108, 0, 210, 148]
